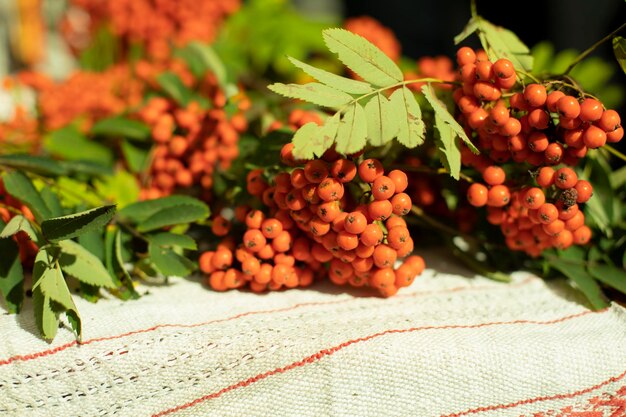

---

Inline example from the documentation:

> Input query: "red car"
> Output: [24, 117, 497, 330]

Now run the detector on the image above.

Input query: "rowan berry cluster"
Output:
[63, 0, 240, 59]
[199, 149, 425, 296]
[454, 46, 621, 256]
[0, 103, 40, 153]
[454, 46, 622, 167]
[0, 180, 38, 266]
[138, 73, 250, 200]
[17, 65, 143, 131]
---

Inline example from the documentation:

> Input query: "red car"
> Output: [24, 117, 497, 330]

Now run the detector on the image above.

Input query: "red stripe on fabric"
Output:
[0, 276, 536, 367]
[151, 308, 604, 417]
[441, 369, 626, 417]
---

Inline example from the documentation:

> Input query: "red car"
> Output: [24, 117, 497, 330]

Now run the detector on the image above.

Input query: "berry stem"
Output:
[410, 205, 477, 242]
[563, 22, 626, 76]
[338, 77, 456, 115]
[604, 145, 626, 163]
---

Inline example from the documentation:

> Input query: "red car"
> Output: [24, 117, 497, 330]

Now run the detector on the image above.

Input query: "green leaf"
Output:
[40, 186, 63, 218]
[365, 93, 394, 147]
[32, 250, 82, 340]
[291, 114, 340, 160]
[267, 82, 353, 108]
[156, 72, 193, 106]
[44, 126, 114, 165]
[91, 116, 151, 141]
[476, 17, 534, 72]
[287, 56, 373, 94]
[613, 36, 626, 74]
[588, 264, 626, 295]
[0, 220, 24, 313]
[0, 154, 67, 176]
[187, 41, 228, 88]
[610, 163, 626, 189]
[78, 230, 104, 261]
[41, 205, 117, 242]
[335, 103, 367, 155]
[2, 171, 51, 222]
[454, 17, 479, 45]
[148, 232, 197, 250]
[119, 195, 209, 224]
[57, 240, 117, 289]
[137, 204, 209, 232]
[120, 140, 150, 174]
[550, 257, 609, 310]
[421, 85, 478, 153]
[32, 286, 58, 340]
[389, 87, 425, 148]
[94, 169, 140, 209]
[0, 215, 40, 243]
[55, 177, 104, 207]
[322, 28, 403, 87]
[58, 160, 113, 177]
[149, 244, 196, 277]
[434, 113, 462, 180]
[104, 226, 139, 300]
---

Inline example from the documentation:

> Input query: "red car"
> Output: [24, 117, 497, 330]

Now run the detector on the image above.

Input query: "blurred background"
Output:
[0, 0, 624, 130]
[1, 0, 624, 76]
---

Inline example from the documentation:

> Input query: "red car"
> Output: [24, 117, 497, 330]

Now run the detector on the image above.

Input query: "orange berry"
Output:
[482, 166, 506, 186]
[211, 215, 231, 236]
[487, 185, 511, 207]
[243, 229, 266, 252]
[373, 244, 397, 269]
[387, 170, 408, 193]
[370, 267, 395, 289]
[579, 98, 603, 122]
[344, 211, 368, 235]
[523, 84, 547, 107]
[331, 159, 357, 183]
[556, 95, 580, 119]
[390, 193, 412, 216]
[261, 218, 283, 239]
[368, 199, 393, 221]
[360, 223, 384, 247]
[199, 251, 215, 274]
[358, 159, 384, 183]
[467, 183, 489, 207]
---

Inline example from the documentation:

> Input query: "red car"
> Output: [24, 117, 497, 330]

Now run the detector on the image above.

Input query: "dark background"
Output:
[342, 0, 625, 60]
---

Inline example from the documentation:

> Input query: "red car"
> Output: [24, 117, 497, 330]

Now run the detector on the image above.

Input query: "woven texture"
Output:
[1, 249, 626, 417]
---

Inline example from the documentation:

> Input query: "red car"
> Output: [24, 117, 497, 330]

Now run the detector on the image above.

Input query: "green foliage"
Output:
[91, 117, 151, 142]
[455, 15, 533, 72]
[156, 72, 194, 106]
[0, 154, 66, 176]
[118, 195, 210, 224]
[44, 125, 114, 166]
[0, 215, 41, 244]
[322, 28, 404, 86]
[531, 41, 624, 109]
[3, 171, 52, 222]
[41, 205, 117, 242]
[614, 36, 626, 74]
[32, 247, 82, 340]
[57, 240, 117, 289]
[213, 0, 334, 80]
[0, 219, 24, 313]
[269, 28, 465, 168]
[390, 87, 425, 149]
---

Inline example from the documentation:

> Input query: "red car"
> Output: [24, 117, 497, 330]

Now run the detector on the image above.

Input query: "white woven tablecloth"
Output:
[1, 249, 626, 417]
